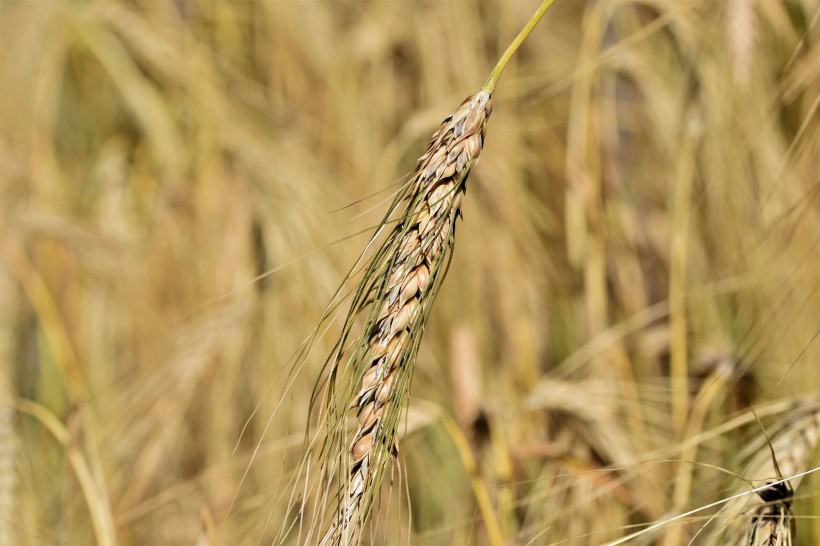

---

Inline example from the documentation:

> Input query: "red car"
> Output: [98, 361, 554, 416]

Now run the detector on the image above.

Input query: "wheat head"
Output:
[739, 401, 820, 546]
[316, 90, 493, 546]
[746, 481, 795, 546]
[724, 399, 820, 546]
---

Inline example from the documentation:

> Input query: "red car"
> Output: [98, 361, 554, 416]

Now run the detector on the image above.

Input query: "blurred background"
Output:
[1, 0, 818, 544]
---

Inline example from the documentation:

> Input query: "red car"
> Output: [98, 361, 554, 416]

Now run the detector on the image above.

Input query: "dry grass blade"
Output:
[315, 90, 493, 546]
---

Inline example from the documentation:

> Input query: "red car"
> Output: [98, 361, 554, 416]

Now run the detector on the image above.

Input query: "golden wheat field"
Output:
[1, 0, 819, 544]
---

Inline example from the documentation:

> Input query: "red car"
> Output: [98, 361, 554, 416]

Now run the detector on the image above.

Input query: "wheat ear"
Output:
[724, 399, 820, 546]
[314, 3, 557, 544]
[746, 481, 795, 546]
[741, 401, 819, 546]
[317, 90, 493, 546]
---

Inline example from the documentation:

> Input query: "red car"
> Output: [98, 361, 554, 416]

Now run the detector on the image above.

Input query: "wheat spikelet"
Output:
[316, 90, 493, 546]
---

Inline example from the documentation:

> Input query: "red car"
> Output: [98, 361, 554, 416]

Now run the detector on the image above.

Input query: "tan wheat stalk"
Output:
[306, 3, 558, 544]
[727, 0, 758, 85]
[0, 405, 15, 546]
[0, 266, 18, 546]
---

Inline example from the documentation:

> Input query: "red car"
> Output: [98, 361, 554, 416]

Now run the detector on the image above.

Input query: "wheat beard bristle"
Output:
[319, 90, 492, 546]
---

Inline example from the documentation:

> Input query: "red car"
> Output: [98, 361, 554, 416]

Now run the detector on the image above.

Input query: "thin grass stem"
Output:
[482, 0, 558, 94]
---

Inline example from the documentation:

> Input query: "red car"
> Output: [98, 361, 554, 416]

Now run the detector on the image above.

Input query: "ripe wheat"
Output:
[746, 481, 795, 546]
[304, 3, 557, 543]
[318, 90, 493, 546]
[727, 399, 820, 546]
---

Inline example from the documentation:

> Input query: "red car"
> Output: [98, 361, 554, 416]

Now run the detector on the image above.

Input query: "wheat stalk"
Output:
[727, 0, 758, 86]
[0, 266, 18, 546]
[310, 3, 558, 544]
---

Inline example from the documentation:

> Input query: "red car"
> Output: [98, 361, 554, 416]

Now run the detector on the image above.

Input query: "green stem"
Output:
[482, 0, 558, 95]
[441, 416, 505, 546]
